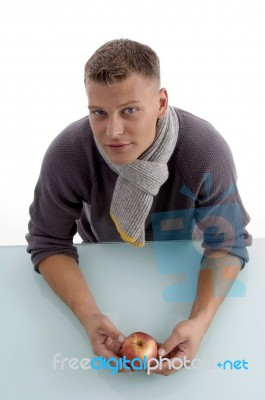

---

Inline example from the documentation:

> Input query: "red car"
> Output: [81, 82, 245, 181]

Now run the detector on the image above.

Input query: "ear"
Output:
[158, 88, 168, 118]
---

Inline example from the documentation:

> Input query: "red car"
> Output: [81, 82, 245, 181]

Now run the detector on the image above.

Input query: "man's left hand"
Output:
[150, 318, 207, 376]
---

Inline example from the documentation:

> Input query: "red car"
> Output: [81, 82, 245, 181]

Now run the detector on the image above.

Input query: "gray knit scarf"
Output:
[95, 106, 179, 247]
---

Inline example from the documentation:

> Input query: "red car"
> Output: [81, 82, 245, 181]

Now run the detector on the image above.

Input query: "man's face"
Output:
[86, 74, 168, 164]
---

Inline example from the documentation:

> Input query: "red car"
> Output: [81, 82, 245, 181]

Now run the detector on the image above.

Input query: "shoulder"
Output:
[42, 116, 101, 177]
[45, 116, 92, 158]
[171, 107, 237, 189]
[38, 116, 106, 193]
[174, 107, 232, 157]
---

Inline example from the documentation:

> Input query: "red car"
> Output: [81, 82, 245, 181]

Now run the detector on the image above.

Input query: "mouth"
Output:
[107, 143, 131, 147]
[106, 143, 133, 151]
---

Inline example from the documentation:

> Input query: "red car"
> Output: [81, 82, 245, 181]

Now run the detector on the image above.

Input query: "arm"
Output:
[38, 254, 125, 360]
[151, 115, 251, 375]
[153, 251, 241, 376]
[189, 251, 241, 329]
[27, 126, 127, 369]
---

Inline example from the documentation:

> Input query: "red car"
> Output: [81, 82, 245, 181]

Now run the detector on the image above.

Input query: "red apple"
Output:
[121, 332, 158, 365]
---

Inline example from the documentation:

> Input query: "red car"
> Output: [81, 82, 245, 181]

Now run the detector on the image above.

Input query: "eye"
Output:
[92, 110, 106, 117]
[123, 107, 137, 114]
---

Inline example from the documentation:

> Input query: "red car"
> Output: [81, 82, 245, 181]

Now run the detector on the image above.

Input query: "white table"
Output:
[0, 240, 264, 399]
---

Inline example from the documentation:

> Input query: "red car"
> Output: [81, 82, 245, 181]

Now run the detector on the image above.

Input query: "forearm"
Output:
[38, 254, 100, 329]
[189, 251, 241, 331]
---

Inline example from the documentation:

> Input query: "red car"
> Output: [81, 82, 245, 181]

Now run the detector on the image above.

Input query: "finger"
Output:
[98, 317, 125, 344]
[160, 342, 187, 359]
[149, 360, 176, 376]
[158, 333, 182, 358]
[174, 344, 187, 358]
[151, 367, 178, 376]
[93, 347, 132, 373]
[150, 357, 184, 376]
[93, 344, 120, 360]
[105, 336, 123, 355]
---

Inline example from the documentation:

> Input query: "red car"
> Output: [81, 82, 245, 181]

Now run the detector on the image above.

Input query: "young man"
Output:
[26, 39, 251, 375]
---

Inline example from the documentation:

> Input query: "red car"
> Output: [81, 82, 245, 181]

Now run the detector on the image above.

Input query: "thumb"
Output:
[158, 333, 181, 357]
[101, 317, 125, 344]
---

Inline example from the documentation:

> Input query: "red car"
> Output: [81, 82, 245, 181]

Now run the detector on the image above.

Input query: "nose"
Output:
[106, 115, 124, 138]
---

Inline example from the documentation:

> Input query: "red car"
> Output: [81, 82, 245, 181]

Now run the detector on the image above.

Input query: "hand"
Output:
[85, 313, 130, 372]
[151, 318, 206, 376]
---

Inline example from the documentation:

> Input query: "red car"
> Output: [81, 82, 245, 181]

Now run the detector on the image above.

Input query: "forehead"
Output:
[86, 74, 157, 106]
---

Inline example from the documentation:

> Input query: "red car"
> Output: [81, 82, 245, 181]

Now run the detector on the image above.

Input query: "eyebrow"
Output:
[88, 101, 142, 110]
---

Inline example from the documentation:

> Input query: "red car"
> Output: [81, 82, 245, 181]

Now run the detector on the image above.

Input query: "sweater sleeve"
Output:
[25, 127, 87, 273]
[193, 171, 252, 268]
[176, 109, 252, 267]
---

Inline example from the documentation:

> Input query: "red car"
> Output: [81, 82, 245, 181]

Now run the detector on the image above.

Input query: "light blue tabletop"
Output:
[0, 240, 264, 399]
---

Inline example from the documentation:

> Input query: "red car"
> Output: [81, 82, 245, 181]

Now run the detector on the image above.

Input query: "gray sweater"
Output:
[26, 107, 252, 271]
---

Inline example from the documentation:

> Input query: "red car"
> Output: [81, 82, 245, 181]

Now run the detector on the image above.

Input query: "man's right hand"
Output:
[85, 313, 125, 358]
[38, 255, 129, 372]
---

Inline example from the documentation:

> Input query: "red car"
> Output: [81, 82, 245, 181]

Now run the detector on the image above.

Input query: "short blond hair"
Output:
[84, 39, 160, 85]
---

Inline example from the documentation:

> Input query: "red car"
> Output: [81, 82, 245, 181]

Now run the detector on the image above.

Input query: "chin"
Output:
[108, 155, 137, 165]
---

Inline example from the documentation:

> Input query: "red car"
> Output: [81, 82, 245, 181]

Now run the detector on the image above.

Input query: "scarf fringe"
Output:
[110, 213, 145, 247]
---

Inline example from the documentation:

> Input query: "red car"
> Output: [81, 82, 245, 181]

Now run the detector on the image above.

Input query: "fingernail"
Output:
[117, 335, 125, 343]
[158, 348, 165, 357]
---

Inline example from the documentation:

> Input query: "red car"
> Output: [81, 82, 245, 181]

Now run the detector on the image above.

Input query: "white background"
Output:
[0, 0, 264, 245]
